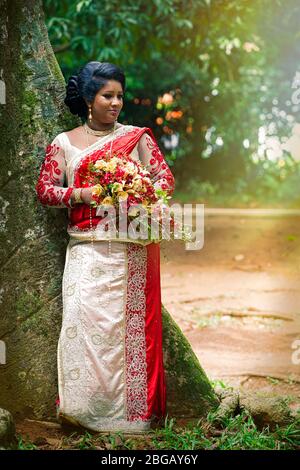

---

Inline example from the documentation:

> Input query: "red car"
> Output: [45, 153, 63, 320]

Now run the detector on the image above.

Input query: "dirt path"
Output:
[160, 210, 300, 411]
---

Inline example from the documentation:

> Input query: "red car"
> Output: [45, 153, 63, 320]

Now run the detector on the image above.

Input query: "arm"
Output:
[35, 136, 75, 209]
[137, 131, 175, 197]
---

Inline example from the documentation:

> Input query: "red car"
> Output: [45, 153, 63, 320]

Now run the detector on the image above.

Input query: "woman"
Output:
[35, 61, 175, 434]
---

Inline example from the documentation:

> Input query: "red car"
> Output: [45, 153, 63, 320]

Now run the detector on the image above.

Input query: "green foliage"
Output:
[17, 435, 38, 450]
[16, 411, 300, 450]
[43, 0, 300, 204]
[175, 159, 300, 207]
[151, 415, 212, 450]
[75, 431, 96, 450]
[204, 409, 300, 450]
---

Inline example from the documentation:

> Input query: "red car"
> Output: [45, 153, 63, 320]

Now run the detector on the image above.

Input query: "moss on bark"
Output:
[162, 306, 219, 417]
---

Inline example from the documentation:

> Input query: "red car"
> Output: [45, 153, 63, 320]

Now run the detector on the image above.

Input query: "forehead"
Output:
[99, 80, 123, 92]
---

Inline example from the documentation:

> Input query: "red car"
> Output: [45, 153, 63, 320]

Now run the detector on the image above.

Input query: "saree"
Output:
[35, 123, 175, 433]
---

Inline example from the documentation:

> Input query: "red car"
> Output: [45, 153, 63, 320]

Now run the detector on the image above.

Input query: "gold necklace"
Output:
[84, 122, 116, 136]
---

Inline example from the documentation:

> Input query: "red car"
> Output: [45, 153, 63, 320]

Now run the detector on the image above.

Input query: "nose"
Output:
[112, 96, 121, 106]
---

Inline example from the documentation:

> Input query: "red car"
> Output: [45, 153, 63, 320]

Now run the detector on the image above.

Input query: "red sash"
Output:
[69, 126, 156, 230]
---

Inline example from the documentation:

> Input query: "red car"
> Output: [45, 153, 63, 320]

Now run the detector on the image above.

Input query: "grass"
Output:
[17, 378, 299, 451]
[17, 435, 38, 450]
[16, 411, 300, 451]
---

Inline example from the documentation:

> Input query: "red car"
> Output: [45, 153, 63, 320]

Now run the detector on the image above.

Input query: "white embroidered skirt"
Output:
[57, 237, 166, 433]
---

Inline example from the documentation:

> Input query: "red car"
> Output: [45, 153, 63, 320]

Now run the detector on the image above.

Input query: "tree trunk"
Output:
[0, 0, 219, 421]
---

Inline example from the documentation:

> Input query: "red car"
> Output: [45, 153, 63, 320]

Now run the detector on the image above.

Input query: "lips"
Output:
[109, 110, 118, 114]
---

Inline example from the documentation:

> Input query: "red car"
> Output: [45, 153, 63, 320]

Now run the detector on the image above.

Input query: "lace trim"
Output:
[58, 241, 87, 414]
[125, 243, 148, 420]
[57, 412, 151, 433]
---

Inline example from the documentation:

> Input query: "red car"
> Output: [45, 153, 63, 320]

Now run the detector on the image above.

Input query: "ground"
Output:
[14, 209, 300, 449]
[160, 210, 300, 415]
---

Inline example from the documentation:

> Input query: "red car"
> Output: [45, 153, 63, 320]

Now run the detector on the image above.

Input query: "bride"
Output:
[35, 61, 175, 434]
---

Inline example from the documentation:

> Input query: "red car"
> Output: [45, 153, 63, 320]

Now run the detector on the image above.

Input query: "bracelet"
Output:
[74, 188, 83, 203]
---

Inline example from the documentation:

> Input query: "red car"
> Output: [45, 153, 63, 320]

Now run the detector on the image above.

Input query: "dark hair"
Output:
[64, 61, 126, 120]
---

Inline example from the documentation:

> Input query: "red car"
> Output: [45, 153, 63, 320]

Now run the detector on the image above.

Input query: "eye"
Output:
[103, 94, 123, 99]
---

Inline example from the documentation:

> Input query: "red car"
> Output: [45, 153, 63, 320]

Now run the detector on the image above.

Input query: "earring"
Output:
[88, 105, 92, 123]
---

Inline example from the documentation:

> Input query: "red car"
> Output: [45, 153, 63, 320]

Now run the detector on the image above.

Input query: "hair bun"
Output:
[66, 74, 80, 98]
[64, 74, 86, 117]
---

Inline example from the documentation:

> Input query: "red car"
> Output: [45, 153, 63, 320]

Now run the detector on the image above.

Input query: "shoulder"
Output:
[50, 126, 82, 148]
[130, 124, 151, 132]
[122, 124, 150, 132]
[125, 124, 155, 137]
[64, 125, 83, 137]
[136, 127, 157, 144]
[55, 125, 83, 142]
[118, 124, 154, 141]
[120, 124, 140, 132]
[49, 133, 67, 151]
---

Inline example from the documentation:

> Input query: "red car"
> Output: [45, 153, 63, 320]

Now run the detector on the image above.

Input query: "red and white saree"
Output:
[35, 123, 175, 433]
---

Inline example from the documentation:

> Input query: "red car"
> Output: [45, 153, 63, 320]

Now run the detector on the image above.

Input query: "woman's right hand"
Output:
[80, 187, 94, 205]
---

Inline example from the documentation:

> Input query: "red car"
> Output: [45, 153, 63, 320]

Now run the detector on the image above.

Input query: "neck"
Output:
[87, 119, 116, 131]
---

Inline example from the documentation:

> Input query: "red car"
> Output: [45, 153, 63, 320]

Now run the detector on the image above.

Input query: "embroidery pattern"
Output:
[125, 243, 148, 421]
[58, 241, 87, 417]
[139, 133, 175, 195]
[35, 143, 74, 208]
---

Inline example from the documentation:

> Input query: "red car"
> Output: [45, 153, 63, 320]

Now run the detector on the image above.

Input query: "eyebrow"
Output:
[102, 90, 123, 93]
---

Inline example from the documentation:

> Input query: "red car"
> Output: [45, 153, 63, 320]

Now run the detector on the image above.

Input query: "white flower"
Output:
[124, 162, 136, 176]
[94, 160, 106, 170]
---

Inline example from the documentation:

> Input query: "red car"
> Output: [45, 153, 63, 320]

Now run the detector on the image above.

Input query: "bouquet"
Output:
[78, 150, 192, 243]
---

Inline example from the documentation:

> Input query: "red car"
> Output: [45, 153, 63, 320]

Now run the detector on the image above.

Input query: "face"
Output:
[87, 79, 124, 124]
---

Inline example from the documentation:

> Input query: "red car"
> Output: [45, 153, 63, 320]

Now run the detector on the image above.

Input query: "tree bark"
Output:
[0, 0, 219, 421]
